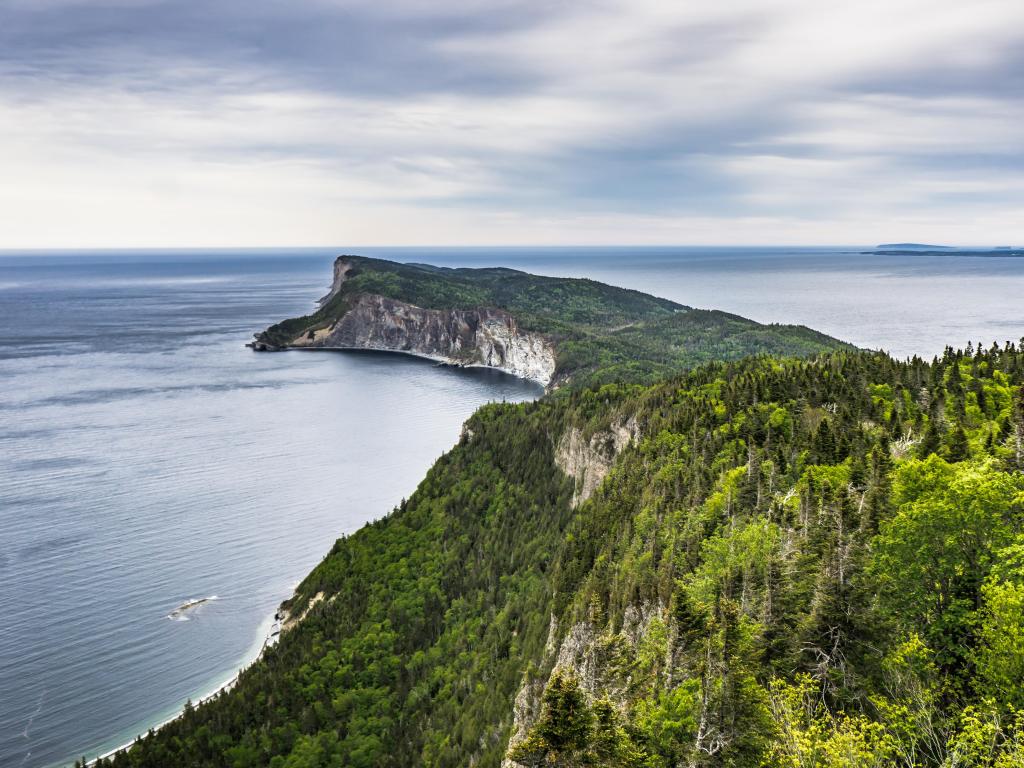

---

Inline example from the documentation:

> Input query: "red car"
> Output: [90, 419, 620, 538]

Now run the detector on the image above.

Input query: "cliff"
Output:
[316, 256, 355, 307]
[555, 417, 640, 507]
[281, 294, 555, 385]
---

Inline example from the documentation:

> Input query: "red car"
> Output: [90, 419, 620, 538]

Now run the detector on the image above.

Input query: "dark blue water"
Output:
[1, 247, 1022, 768]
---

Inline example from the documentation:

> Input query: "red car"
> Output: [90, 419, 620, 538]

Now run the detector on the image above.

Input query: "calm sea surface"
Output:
[1, 247, 1022, 767]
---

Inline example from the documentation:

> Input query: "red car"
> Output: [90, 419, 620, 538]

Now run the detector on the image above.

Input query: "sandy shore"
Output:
[83, 610, 283, 766]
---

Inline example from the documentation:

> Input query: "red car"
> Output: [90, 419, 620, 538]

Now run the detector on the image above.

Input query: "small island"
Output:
[875, 242, 952, 250]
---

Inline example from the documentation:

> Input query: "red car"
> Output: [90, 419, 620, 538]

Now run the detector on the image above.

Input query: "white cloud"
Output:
[0, 0, 1022, 246]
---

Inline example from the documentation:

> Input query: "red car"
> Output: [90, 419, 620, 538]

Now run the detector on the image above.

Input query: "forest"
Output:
[85, 338, 1024, 768]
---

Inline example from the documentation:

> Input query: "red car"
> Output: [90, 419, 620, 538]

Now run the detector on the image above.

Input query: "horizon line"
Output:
[2, 242, 1015, 254]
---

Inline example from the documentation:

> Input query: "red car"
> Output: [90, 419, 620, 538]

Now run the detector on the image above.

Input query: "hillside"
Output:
[252, 256, 849, 387]
[90, 340, 1024, 768]
[86, 262, 1024, 768]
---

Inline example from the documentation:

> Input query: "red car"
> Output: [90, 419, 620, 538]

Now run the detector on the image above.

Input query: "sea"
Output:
[1, 246, 1022, 767]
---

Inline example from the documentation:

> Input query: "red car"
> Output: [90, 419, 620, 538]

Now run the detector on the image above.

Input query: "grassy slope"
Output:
[256, 256, 850, 385]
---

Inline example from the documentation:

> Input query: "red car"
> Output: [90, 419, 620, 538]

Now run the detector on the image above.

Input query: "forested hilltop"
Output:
[253, 256, 848, 387]
[88, 334, 1024, 768]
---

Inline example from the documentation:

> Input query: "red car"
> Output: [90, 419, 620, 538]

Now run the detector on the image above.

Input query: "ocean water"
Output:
[0, 250, 541, 768]
[1, 247, 1022, 768]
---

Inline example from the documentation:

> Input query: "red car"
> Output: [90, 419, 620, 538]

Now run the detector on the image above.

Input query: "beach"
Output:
[85, 610, 283, 767]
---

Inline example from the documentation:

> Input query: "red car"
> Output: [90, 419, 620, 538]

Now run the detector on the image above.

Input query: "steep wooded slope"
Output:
[94, 343, 1024, 768]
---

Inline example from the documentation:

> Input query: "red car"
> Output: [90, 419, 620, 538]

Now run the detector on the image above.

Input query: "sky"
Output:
[0, 0, 1022, 247]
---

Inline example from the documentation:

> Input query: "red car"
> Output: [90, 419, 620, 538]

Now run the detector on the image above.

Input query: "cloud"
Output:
[0, 0, 1021, 246]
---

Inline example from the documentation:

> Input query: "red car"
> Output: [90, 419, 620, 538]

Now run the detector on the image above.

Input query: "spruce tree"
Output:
[1015, 386, 1024, 469]
[946, 426, 970, 462]
[509, 672, 593, 767]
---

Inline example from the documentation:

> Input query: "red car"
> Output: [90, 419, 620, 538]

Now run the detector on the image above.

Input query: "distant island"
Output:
[870, 243, 1023, 257]
[251, 255, 849, 389]
[875, 242, 953, 250]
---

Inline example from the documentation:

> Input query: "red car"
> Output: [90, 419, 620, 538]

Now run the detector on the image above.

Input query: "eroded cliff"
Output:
[253, 254, 850, 391]
[555, 417, 640, 507]
[285, 294, 556, 386]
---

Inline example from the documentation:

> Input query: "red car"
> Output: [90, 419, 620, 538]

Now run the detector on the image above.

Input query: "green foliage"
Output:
[872, 457, 1024, 679]
[632, 681, 700, 766]
[871, 635, 948, 767]
[977, 579, 1024, 711]
[508, 672, 595, 767]
[97, 341, 1024, 768]
[257, 256, 850, 385]
[946, 704, 1024, 767]
[765, 674, 897, 767]
[684, 518, 781, 611]
[509, 675, 646, 767]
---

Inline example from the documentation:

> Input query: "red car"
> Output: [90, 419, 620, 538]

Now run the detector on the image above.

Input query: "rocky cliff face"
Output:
[316, 257, 355, 307]
[501, 418, 649, 765]
[555, 417, 640, 507]
[503, 601, 669, 767]
[287, 293, 557, 386]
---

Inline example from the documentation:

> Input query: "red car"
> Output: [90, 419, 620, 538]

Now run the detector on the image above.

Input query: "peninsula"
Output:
[252, 256, 848, 388]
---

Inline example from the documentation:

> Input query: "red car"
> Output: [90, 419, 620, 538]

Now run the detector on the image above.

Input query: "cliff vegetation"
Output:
[254, 256, 849, 387]
[82, 259, 1024, 768]
[90, 336, 1024, 768]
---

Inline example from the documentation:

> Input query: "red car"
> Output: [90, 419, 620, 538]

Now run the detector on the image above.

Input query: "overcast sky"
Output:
[1, 0, 1022, 247]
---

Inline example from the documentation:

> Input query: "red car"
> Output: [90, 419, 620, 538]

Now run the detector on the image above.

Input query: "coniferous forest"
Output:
[86, 338, 1024, 768]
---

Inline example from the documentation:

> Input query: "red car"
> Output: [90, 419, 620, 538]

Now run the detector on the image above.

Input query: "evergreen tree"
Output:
[919, 420, 942, 457]
[509, 672, 593, 767]
[946, 425, 970, 462]
[1014, 387, 1024, 469]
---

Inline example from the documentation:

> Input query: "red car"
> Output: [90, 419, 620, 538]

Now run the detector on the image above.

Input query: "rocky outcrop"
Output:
[286, 294, 556, 386]
[316, 257, 356, 307]
[504, 601, 668, 767]
[554, 602, 666, 698]
[281, 591, 325, 633]
[555, 417, 640, 507]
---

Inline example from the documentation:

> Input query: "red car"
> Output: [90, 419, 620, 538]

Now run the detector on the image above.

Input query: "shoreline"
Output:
[252, 343, 553, 388]
[70, 346, 532, 768]
[80, 609, 285, 767]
